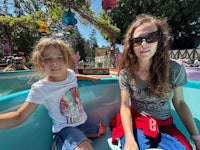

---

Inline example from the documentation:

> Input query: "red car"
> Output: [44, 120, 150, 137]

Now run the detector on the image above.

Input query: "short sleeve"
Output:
[68, 69, 77, 82]
[170, 59, 188, 88]
[26, 82, 45, 104]
[119, 69, 130, 90]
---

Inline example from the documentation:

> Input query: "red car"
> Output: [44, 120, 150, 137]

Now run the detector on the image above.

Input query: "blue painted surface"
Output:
[0, 70, 40, 97]
[173, 80, 200, 147]
[0, 79, 199, 150]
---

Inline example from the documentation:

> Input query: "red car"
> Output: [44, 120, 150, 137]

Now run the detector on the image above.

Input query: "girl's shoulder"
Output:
[31, 78, 47, 89]
[67, 68, 75, 73]
[67, 69, 76, 77]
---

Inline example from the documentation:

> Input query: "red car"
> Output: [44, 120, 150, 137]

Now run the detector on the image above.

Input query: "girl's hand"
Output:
[87, 76, 99, 83]
[76, 74, 99, 83]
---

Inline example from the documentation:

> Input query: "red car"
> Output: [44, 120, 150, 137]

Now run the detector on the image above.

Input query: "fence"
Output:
[93, 49, 200, 68]
[169, 49, 200, 62]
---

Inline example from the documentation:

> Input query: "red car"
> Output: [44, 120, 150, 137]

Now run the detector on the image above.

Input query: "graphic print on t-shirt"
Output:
[59, 87, 84, 124]
[130, 87, 170, 110]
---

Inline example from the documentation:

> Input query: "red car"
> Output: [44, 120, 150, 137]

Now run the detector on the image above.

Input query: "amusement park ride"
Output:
[0, 1, 199, 150]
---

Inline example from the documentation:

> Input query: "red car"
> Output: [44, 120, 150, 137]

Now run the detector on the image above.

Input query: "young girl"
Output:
[110, 14, 200, 150]
[0, 37, 106, 150]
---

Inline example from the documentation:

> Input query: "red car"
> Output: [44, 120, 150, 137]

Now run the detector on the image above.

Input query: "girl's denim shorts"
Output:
[53, 115, 100, 150]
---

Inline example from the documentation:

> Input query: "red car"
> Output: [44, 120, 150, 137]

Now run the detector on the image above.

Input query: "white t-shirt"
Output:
[26, 69, 87, 133]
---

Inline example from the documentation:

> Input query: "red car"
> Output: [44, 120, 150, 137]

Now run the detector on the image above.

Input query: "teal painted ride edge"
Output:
[78, 77, 118, 87]
[0, 70, 35, 78]
[0, 77, 121, 150]
[183, 80, 200, 89]
[0, 78, 199, 150]
[0, 79, 199, 102]
[0, 90, 30, 102]
[0, 78, 119, 102]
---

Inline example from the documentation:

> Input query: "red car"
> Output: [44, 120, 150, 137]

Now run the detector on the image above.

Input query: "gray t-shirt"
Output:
[119, 59, 187, 120]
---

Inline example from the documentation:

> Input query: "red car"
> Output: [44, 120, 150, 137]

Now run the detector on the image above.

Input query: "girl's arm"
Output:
[76, 74, 99, 83]
[172, 86, 200, 149]
[0, 102, 38, 129]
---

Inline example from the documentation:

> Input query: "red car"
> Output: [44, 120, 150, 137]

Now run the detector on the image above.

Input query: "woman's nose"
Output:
[141, 39, 147, 44]
[141, 39, 148, 47]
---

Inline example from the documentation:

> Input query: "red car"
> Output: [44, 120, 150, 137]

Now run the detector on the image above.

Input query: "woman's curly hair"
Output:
[30, 36, 75, 76]
[118, 14, 171, 98]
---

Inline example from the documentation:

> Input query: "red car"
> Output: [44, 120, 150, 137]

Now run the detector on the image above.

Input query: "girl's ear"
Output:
[40, 62, 45, 69]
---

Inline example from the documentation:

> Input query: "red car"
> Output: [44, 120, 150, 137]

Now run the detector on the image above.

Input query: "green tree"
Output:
[67, 27, 87, 60]
[0, 0, 119, 56]
[49, 0, 120, 45]
[105, 0, 200, 49]
[0, 14, 40, 56]
[87, 29, 98, 58]
[12, 27, 39, 55]
[0, 1, 64, 56]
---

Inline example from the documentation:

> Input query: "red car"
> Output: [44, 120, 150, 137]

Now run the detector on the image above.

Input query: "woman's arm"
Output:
[0, 102, 38, 129]
[120, 89, 139, 150]
[172, 86, 200, 149]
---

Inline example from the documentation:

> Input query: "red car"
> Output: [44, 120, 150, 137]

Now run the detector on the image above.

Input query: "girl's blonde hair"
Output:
[30, 37, 75, 76]
[118, 14, 171, 97]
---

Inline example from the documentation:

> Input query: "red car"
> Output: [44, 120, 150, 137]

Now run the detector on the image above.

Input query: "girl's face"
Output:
[132, 22, 159, 63]
[42, 46, 68, 81]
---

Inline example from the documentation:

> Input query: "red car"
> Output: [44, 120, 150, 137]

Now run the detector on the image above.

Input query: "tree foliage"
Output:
[0, 14, 40, 56]
[2, 0, 199, 53]
[105, 0, 200, 49]
[67, 27, 95, 61]
[87, 29, 98, 59]
[0, 0, 119, 58]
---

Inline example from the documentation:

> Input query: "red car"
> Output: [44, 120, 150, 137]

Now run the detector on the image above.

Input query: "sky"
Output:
[76, 0, 123, 51]
[2, 0, 123, 51]
[77, 0, 110, 47]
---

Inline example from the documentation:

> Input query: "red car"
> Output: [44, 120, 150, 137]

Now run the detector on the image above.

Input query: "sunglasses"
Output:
[131, 30, 161, 47]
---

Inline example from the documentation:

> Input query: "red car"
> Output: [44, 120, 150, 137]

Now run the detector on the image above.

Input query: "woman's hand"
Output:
[194, 140, 200, 150]
[124, 139, 139, 150]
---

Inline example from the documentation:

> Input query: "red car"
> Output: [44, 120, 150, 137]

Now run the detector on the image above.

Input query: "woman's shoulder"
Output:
[169, 59, 184, 70]
[119, 68, 131, 81]
[169, 59, 187, 85]
[119, 68, 128, 74]
[119, 68, 129, 77]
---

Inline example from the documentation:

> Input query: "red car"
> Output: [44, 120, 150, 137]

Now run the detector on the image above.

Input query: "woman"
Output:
[110, 14, 200, 150]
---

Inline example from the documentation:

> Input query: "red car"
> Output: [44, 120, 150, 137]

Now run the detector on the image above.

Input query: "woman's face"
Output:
[42, 46, 68, 81]
[132, 22, 159, 63]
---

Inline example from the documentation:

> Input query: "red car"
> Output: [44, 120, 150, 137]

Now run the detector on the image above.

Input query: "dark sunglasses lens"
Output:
[133, 31, 161, 47]
[133, 38, 142, 47]
[146, 31, 161, 43]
